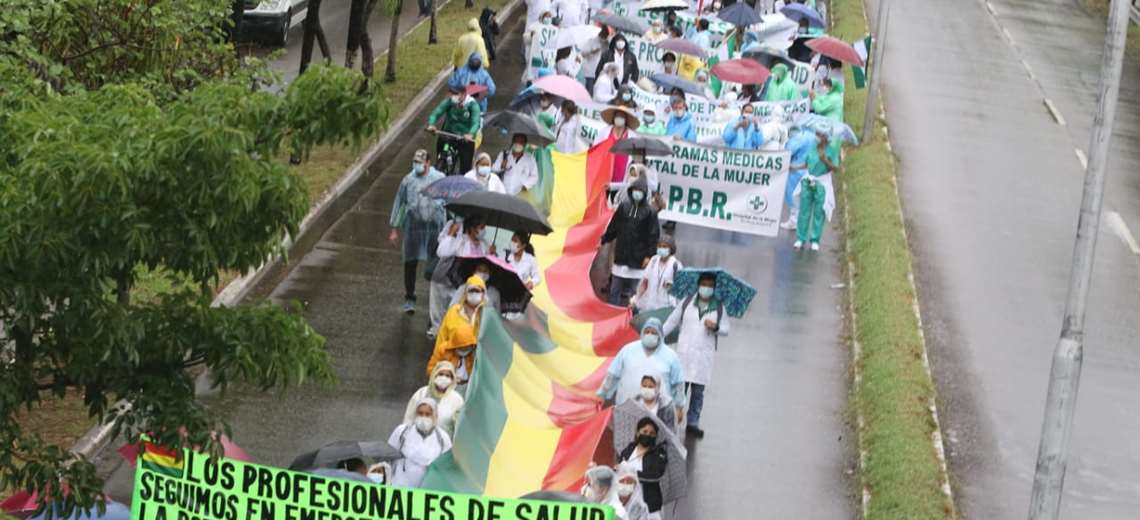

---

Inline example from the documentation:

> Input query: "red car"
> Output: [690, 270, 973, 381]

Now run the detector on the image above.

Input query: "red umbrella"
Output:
[465, 84, 489, 99]
[805, 36, 864, 66]
[118, 434, 252, 467]
[2, 490, 39, 515]
[711, 58, 771, 85]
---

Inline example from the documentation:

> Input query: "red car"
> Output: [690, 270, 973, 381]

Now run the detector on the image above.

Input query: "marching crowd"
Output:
[370, 0, 852, 518]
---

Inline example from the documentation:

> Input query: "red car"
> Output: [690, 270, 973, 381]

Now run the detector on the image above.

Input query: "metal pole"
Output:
[1028, 0, 1130, 518]
[860, 0, 890, 144]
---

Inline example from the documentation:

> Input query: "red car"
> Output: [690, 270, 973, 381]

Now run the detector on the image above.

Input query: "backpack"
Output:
[669, 294, 724, 349]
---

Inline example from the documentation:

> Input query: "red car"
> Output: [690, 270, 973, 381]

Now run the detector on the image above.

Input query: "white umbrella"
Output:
[543, 24, 602, 50]
[639, 0, 688, 11]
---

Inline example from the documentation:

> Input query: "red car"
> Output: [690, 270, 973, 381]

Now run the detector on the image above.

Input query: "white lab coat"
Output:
[662, 297, 730, 386]
[526, 0, 552, 25]
[552, 0, 587, 26]
[493, 150, 539, 195]
[759, 120, 789, 151]
[555, 114, 586, 153]
[633, 255, 682, 312]
[436, 225, 490, 259]
[387, 423, 452, 488]
[464, 169, 508, 193]
[556, 55, 582, 79]
[403, 386, 465, 436]
[593, 74, 618, 103]
[506, 250, 542, 287]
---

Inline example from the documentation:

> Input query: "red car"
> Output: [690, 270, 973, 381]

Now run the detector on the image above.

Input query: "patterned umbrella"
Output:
[612, 399, 688, 504]
[423, 176, 485, 202]
[668, 267, 757, 318]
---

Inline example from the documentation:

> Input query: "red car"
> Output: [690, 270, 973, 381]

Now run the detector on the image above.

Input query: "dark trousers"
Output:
[403, 261, 419, 301]
[435, 136, 475, 176]
[685, 382, 706, 427]
[607, 275, 639, 306]
[418, 0, 431, 14]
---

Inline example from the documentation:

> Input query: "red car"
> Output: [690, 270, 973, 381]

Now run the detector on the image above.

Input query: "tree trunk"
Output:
[360, 0, 380, 79]
[428, 0, 438, 44]
[300, 0, 332, 75]
[344, 0, 367, 68]
[384, 0, 403, 82]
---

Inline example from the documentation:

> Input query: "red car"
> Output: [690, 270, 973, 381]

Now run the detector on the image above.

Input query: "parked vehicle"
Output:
[240, 0, 308, 46]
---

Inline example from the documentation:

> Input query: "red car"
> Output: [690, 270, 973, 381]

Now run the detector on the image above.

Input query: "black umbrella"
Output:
[446, 191, 553, 235]
[484, 110, 556, 144]
[592, 12, 649, 35]
[716, 2, 762, 27]
[611, 137, 674, 157]
[288, 441, 400, 470]
[450, 255, 534, 313]
[649, 73, 708, 98]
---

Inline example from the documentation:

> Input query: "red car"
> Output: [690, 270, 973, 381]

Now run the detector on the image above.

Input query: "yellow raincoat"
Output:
[427, 275, 484, 378]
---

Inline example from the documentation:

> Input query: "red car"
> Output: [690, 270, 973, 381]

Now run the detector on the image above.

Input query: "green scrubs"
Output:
[797, 140, 841, 243]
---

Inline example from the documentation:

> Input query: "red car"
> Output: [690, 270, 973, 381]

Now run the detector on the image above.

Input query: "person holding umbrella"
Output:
[404, 361, 466, 436]
[617, 418, 668, 519]
[721, 103, 762, 150]
[493, 134, 539, 196]
[387, 397, 452, 488]
[430, 215, 490, 337]
[389, 150, 447, 314]
[662, 272, 730, 438]
[602, 175, 658, 306]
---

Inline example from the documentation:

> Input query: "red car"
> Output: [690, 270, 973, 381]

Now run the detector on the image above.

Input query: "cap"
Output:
[414, 149, 428, 162]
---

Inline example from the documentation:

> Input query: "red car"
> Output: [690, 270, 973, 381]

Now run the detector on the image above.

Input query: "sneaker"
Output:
[401, 300, 416, 314]
[793, 240, 804, 249]
[685, 425, 705, 439]
[779, 220, 796, 230]
[810, 242, 820, 251]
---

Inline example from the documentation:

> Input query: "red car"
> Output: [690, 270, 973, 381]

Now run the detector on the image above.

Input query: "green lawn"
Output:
[831, 0, 956, 517]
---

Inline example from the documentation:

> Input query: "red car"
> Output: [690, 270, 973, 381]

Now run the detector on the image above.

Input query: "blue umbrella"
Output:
[423, 176, 485, 202]
[716, 2, 762, 27]
[794, 113, 858, 145]
[668, 268, 757, 318]
[28, 502, 131, 520]
[648, 73, 708, 98]
[780, 3, 825, 28]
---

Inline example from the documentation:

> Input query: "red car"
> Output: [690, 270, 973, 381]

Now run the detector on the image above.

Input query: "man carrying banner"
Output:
[664, 97, 696, 142]
[793, 131, 840, 250]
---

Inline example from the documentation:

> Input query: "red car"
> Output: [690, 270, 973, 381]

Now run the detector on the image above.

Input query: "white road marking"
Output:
[1043, 99, 1066, 126]
[1075, 148, 1088, 170]
[1107, 211, 1140, 255]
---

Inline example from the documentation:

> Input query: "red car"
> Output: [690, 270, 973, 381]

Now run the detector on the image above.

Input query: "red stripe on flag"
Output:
[540, 407, 613, 492]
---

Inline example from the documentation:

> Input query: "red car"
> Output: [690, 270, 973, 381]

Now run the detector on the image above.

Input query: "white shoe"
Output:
[793, 240, 803, 249]
[780, 220, 796, 230]
[810, 242, 820, 251]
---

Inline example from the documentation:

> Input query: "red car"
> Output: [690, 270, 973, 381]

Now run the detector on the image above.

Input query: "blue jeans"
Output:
[686, 382, 705, 427]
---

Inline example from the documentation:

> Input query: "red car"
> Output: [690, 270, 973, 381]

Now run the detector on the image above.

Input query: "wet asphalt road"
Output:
[873, 0, 1140, 516]
[97, 6, 853, 517]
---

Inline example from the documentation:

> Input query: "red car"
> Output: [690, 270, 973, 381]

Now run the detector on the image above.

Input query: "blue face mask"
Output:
[657, 247, 670, 258]
[622, 93, 632, 101]
[413, 163, 425, 174]
[477, 166, 491, 177]
[698, 286, 715, 299]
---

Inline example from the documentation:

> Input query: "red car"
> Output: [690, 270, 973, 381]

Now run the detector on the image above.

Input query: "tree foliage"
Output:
[1, 0, 389, 514]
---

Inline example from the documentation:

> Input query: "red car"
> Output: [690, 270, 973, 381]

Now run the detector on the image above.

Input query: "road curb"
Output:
[69, 0, 525, 463]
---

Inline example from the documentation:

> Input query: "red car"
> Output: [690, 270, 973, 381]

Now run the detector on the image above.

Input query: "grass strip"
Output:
[830, 0, 956, 517]
[294, 0, 512, 198]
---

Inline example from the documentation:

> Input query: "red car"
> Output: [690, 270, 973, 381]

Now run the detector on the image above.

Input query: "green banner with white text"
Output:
[131, 449, 613, 520]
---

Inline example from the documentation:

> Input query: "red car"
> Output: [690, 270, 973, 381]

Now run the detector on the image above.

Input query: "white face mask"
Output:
[466, 291, 484, 305]
[613, 116, 626, 128]
[617, 482, 636, 498]
[434, 375, 452, 390]
[452, 95, 463, 104]
[366, 472, 385, 484]
[641, 333, 660, 349]
[477, 165, 491, 177]
[615, 40, 626, 50]
[640, 386, 657, 401]
[512, 143, 525, 153]
[414, 416, 434, 433]
[512, 242, 523, 253]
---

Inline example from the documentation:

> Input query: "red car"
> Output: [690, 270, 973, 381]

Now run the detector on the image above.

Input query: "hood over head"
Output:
[771, 62, 789, 80]
[640, 316, 663, 337]
[467, 17, 481, 31]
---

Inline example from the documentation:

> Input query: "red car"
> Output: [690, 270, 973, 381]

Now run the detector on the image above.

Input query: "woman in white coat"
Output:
[464, 152, 507, 193]
[388, 398, 452, 488]
[661, 272, 729, 439]
[630, 235, 682, 313]
[404, 361, 466, 436]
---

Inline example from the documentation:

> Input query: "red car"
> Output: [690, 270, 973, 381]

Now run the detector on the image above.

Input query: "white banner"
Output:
[526, 25, 561, 81]
[576, 95, 809, 146]
[648, 141, 789, 236]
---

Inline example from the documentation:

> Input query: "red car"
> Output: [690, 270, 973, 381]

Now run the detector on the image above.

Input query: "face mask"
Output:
[673, 108, 685, 117]
[640, 386, 657, 401]
[698, 286, 715, 299]
[617, 483, 636, 497]
[512, 143, 525, 153]
[477, 166, 491, 177]
[631, 190, 645, 202]
[434, 375, 452, 390]
[743, 111, 754, 119]
[541, 17, 551, 25]
[366, 473, 385, 484]
[657, 247, 670, 258]
[637, 434, 657, 447]
[540, 98, 552, 108]
[475, 271, 489, 282]
[468, 61, 480, 71]
[512, 242, 523, 253]
[467, 291, 484, 305]
[641, 333, 659, 349]
[414, 416, 434, 434]
[413, 163, 425, 174]
[644, 114, 655, 123]
[456, 346, 475, 356]
[615, 40, 626, 50]
[713, 1, 722, 8]
[621, 92, 631, 101]
[452, 95, 463, 104]
[613, 116, 626, 128]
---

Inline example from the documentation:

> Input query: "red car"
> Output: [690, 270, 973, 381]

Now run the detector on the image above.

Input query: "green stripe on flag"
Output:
[422, 309, 515, 493]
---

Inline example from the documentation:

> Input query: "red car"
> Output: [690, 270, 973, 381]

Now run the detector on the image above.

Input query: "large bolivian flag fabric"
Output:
[422, 143, 639, 497]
